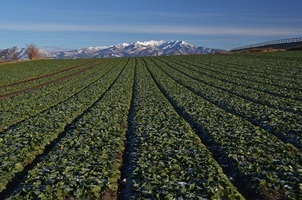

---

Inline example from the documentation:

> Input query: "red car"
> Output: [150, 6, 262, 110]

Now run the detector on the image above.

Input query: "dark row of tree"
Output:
[0, 44, 40, 62]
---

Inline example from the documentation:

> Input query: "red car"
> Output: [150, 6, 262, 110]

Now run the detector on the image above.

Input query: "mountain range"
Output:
[4, 40, 224, 60]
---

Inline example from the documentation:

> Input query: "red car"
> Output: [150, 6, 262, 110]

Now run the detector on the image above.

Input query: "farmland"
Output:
[0, 51, 301, 199]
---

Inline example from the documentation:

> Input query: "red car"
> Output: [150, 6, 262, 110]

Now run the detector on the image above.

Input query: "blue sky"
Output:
[0, 0, 301, 51]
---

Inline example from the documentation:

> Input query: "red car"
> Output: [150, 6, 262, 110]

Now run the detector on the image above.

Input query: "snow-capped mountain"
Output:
[52, 46, 109, 59]
[2, 40, 224, 60]
[51, 40, 223, 59]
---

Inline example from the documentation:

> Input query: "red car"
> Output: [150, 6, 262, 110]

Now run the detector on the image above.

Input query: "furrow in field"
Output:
[172, 55, 302, 90]
[0, 60, 97, 89]
[0, 60, 103, 99]
[146, 57, 302, 199]
[160, 57, 302, 115]
[117, 58, 137, 200]
[204, 54, 302, 82]
[1, 58, 135, 199]
[164, 56, 302, 102]
[0, 59, 128, 193]
[0, 59, 118, 132]
[151, 57, 302, 150]
[119, 57, 244, 199]
[212, 54, 302, 81]
[0, 61, 100, 96]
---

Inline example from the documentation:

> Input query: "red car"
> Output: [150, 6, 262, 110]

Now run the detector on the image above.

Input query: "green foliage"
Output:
[7, 58, 134, 199]
[146, 52, 302, 199]
[123, 58, 244, 199]
[0, 59, 114, 131]
[0, 58, 127, 194]
[1, 51, 302, 199]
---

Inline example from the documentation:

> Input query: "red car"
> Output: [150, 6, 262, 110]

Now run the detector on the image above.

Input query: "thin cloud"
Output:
[0, 23, 301, 37]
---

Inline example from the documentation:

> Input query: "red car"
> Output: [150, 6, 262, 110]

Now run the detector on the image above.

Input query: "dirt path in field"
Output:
[117, 61, 137, 199]
[0, 60, 98, 89]
[0, 61, 105, 99]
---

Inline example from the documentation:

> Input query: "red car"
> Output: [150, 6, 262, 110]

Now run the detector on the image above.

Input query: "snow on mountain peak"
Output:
[180, 41, 192, 46]
[88, 46, 108, 51]
[173, 40, 194, 46]
[134, 40, 165, 46]
[115, 43, 129, 48]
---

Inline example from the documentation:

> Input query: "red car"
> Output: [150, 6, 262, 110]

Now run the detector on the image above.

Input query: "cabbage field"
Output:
[0, 51, 301, 199]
